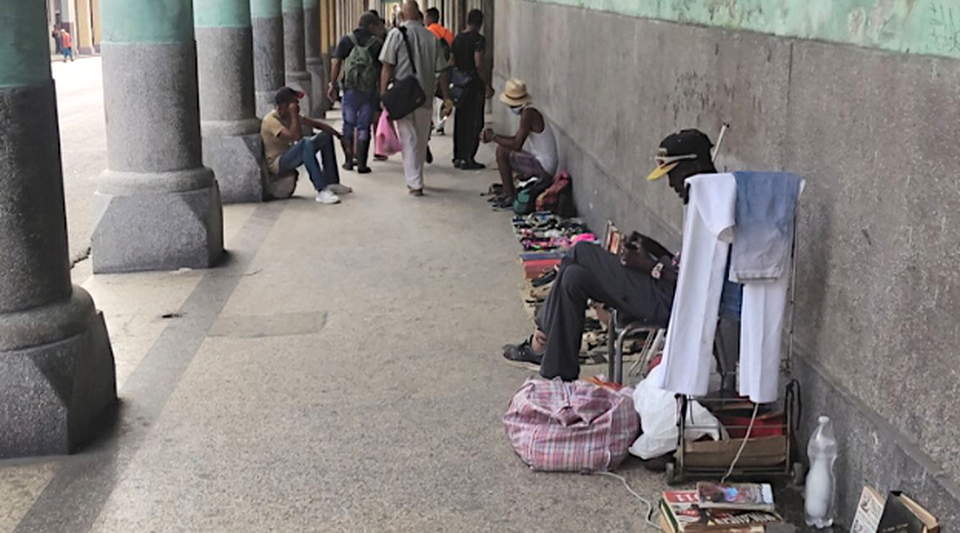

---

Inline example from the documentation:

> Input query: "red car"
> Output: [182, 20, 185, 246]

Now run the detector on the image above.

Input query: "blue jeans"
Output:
[277, 132, 340, 191]
[341, 89, 376, 142]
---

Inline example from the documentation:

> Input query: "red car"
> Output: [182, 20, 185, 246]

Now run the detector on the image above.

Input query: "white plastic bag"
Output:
[628, 365, 726, 460]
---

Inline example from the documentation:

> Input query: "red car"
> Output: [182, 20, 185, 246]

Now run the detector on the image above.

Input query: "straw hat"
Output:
[499, 78, 532, 106]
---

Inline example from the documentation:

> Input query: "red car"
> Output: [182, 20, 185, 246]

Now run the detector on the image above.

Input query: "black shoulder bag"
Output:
[381, 27, 427, 120]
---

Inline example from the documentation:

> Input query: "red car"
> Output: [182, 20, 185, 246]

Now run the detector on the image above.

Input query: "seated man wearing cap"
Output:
[502, 130, 717, 380]
[480, 79, 559, 208]
[261, 87, 353, 204]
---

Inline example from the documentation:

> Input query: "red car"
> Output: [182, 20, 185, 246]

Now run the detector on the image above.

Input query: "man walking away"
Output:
[425, 7, 454, 136]
[328, 12, 383, 174]
[452, 9, 494, 170]
[261, 87, 353, 204]
[480, 79, 558, 207]
[60, 28, 74, 62]
[379, 1, 452, 196]
[52, 26, 63, 54]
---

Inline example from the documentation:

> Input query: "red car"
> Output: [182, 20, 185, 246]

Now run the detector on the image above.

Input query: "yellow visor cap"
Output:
[646, 162, 678, 181]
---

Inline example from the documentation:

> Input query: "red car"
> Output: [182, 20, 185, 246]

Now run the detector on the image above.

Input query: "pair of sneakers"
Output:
[315, 183, 353, 204]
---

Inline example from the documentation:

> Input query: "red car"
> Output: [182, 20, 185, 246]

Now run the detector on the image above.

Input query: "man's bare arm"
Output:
[301, 116, 342, 138]
[437, 70, 451, 101]
[380, 62, 394, 97]
[485, 108, 535, 151]
[474, 50, 494, 98]
[327, 58, 342, 102]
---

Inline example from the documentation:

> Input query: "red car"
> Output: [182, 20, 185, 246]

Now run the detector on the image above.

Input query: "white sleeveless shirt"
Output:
[522, 107, 559, 176]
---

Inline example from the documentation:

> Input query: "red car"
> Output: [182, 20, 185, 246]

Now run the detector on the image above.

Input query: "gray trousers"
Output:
[536, 242, 672, 381]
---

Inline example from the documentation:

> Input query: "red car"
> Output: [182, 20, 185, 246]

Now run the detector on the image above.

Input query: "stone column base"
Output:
[285, 71, 312, 117]
[306, 57, 326, 117]
[0, 288, 117, 458]
[92, 176, 224, 273]
[202, 134, 268, 204]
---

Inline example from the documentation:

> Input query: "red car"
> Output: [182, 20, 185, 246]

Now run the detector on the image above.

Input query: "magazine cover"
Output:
[662, 491, 782, 531]
[696, 482, 776, 511]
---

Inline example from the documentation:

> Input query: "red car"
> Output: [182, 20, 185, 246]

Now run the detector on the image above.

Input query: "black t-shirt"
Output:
[332, 28, 382, 66]
[452, 30, 485, 74]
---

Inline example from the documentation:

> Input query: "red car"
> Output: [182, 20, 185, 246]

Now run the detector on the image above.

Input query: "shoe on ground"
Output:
[453, 159, 465, 169]
[408, 188, 424, 197]
[373, 154, 388, 161]
[492, 196, 514, 209]
[460, 160, 486, 170]
[326, 183, 353, 195]
[342, 160, 354, 171]
[436, 127, 445, 136]
[316, 188, 341, 204]
[502, 338, 543, 370]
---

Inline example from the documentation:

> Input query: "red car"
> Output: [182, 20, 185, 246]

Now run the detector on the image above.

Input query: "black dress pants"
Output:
[453, 81, 485, 162]
[535, 242, 672, 381]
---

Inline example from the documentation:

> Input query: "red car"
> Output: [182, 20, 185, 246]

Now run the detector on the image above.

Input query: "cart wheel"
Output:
[791, 462, 806, 487]
[665, 461, 680, 486]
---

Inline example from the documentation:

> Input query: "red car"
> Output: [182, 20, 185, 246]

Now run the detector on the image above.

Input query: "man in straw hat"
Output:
[480, 79, 559, 208]
[502, 130, 718, 381]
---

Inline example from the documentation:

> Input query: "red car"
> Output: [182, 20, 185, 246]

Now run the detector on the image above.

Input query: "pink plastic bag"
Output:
[503, 377, 639, 472]
[375, 111, 402, 157]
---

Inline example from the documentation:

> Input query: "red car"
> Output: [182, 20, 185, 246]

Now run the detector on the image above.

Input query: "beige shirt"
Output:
[379, 20, 448, 109]
[261, 109, 297, 175]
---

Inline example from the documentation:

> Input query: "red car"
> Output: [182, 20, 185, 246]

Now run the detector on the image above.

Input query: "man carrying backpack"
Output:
[328, 12, 384, 174]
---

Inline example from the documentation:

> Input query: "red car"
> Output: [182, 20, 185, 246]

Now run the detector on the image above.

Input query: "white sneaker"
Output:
[315, 189, 341, 204]
[326, 183, 353, 194]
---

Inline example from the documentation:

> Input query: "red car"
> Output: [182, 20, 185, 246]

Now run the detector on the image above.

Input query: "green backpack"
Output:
[342, 33, 379, 92]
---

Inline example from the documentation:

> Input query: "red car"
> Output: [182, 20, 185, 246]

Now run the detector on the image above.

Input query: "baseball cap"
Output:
[646, 129, 714, 181]
[275, 87, 305, 105]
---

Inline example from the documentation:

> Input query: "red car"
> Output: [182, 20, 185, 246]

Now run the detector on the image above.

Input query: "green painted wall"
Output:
[251, 0, 283, 19]
[282, 0, 303, 13]
[533, 0, 960, 60]
[303, 0, 319, 8]
[0, 3, 51, 86]
[195, 0, 252, 27]
[101, 0, 195, 43]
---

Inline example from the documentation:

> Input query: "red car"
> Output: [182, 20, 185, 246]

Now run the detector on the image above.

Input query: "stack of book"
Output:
[660, 483, 783, 533]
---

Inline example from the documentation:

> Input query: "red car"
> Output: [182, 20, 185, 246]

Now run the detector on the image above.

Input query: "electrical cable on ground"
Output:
[719, 402, 760, 485]
[595, 471, 660, 530]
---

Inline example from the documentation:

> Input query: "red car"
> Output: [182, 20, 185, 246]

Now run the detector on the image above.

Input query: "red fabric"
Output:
[61, 32, 72, 48]
[536, 171, 570, 211]
[503, 377, 639, 472]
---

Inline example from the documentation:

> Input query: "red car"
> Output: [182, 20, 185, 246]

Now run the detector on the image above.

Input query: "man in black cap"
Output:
[261, 87, 352, 203]
[502, 129, 717, 381]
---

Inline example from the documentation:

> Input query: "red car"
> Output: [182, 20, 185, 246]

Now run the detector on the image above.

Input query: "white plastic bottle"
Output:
[804, 416, 838, 528]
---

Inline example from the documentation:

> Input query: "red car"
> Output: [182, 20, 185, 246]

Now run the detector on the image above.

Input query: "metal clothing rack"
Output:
[666, 181, 805, 486]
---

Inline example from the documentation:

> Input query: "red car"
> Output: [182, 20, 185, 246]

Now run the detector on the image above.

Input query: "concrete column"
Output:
[76, 0, 94, 55]
[195, 0, 267, 203]
[282, 0, 312, 112]
[94, 0, 224, 273]
[303, 0, 325, 116]
[252, 0, 285, 118]
[0, 2, 116, 458]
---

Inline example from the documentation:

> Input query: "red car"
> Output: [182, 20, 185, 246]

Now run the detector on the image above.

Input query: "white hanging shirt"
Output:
[654, 174, 737, 397]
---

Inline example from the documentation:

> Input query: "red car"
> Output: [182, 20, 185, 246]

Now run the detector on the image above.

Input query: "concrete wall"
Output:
[526, 0, 960, 60]
[494, 0, 960, 527]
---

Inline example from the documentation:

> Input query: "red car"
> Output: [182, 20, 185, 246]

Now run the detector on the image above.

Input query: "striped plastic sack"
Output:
[503, 377, 640, 472]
